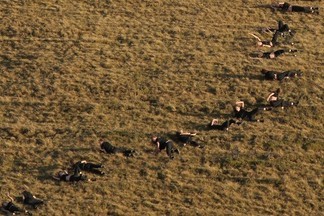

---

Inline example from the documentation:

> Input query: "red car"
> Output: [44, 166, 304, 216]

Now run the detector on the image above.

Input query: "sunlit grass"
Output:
[0, 0, 323, 215]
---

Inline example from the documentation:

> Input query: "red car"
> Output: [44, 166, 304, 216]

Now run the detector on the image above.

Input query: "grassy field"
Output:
[0, 0, 323, 215]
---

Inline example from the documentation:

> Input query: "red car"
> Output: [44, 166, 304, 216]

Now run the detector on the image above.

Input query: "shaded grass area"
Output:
[0, 0, 323, 215]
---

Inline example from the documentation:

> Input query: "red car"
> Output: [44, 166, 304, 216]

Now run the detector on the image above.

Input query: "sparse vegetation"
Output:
[0, 0, 323, 215]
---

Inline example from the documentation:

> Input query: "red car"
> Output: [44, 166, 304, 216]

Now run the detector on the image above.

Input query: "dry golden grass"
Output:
[0, 0, 323, 215]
